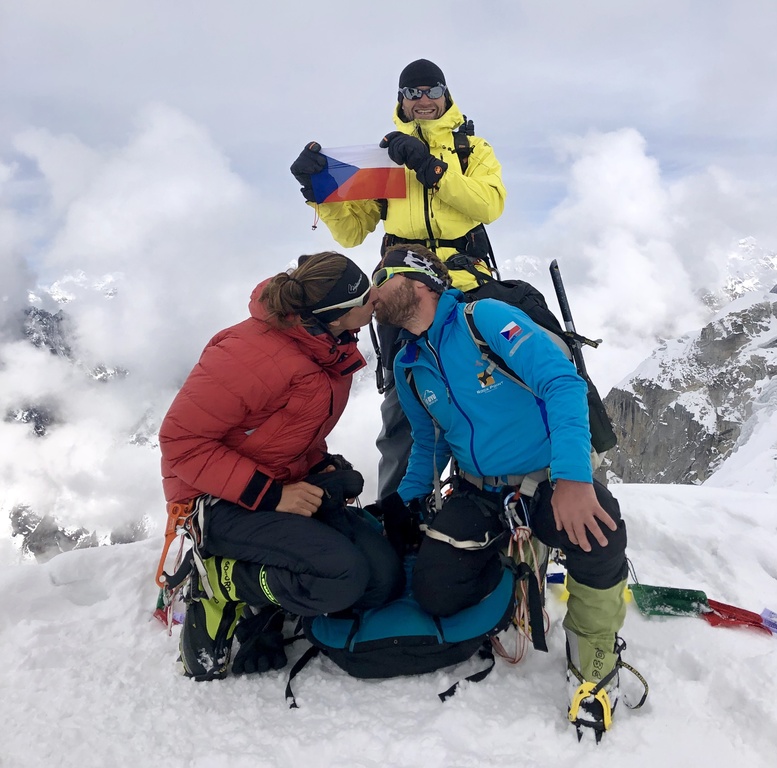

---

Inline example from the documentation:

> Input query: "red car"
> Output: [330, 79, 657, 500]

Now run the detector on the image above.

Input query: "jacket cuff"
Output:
[239, 469, 275, 509]
[255, 481, 282, 511]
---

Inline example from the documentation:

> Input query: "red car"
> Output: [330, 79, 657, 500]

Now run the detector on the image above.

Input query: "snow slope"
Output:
[1, 484, 775, 768]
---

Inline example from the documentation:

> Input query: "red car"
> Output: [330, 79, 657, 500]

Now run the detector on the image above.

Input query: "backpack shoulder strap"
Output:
[285, 645, 320, 709]
[453, 116, 475, 173]
[404, 367, 424, 410]
[463, 302, 533, 393]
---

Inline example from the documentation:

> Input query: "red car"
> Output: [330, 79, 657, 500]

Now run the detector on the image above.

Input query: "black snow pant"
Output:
[412, 478, 628, 617]
[203, 499, 405, 617]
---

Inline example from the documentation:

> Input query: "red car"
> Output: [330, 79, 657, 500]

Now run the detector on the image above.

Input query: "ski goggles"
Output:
[310, 283, 372, 315]
[399, 84, 448, 101]
[372, 266, 440, 288]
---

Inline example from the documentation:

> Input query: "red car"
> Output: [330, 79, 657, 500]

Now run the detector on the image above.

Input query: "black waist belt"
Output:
[384, 233, 468, 253]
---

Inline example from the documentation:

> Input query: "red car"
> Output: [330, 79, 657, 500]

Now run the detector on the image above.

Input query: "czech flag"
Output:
[311, 145, 407, 204]
[500, 321, 523, 342]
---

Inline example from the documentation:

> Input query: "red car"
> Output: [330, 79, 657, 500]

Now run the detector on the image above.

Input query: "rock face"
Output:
[6, 294, 148, 558]
[24, 307, 73, 358]
[604, 289, 777, 485]
[9, 505, 98, 564]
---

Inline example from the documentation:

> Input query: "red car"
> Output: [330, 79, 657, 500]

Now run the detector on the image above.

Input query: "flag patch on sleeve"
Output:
[500, 321, 522, 342]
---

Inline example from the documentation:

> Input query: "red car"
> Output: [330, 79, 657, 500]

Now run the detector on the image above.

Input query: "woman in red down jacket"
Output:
[160, 252, 404, 681]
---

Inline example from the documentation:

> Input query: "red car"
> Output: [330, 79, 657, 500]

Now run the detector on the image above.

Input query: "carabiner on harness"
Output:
[502, 490, 532, 535]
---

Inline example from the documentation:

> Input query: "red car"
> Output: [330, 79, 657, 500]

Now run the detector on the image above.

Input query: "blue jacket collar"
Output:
[426, 289, 465, 345]
[398, 289, 464, 363]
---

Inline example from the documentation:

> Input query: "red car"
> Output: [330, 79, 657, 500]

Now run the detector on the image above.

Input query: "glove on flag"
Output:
[380, 131, 447, 189]
[310, 145, 407, 204]
[291, 142, 328, 202]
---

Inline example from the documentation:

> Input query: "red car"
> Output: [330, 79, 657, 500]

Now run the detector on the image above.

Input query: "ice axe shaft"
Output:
[549, 259, 588, 377]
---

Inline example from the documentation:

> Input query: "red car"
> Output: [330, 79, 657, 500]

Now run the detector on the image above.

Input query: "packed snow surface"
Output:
[1, 484, 775, 768]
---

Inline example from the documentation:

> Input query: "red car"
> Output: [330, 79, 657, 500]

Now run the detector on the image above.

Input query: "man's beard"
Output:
[374, 279, 420, 328]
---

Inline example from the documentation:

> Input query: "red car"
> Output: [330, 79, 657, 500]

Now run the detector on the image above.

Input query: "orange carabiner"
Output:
[154, 500, 195, 588]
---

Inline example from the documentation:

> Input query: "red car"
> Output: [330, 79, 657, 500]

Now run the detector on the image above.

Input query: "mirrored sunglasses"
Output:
[310, 284, 372, 315]
[372, 266, 439, 288]
[399, 84, 447, 101]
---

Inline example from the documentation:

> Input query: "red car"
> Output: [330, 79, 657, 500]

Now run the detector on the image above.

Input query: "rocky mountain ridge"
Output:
[603, 239, 777, 487]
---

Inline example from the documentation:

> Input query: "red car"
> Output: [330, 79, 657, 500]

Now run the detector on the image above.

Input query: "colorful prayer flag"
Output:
[311, 145, 407, 204]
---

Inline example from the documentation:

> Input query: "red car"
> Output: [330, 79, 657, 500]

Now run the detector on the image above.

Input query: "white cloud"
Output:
[0, 164, 36, 342]
[517, 130, 698, 388]
[507, 127, 777, 393]
[15, 104, 287, 391]
[0, 341, 164, 534]
[13, 129, 101, 215]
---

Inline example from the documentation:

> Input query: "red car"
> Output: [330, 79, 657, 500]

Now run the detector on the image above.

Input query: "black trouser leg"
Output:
[411, 478, 627, 618]
[528, 479, 628, 589]
[204, 500, 404, 617]
[412, 485, 505, 617]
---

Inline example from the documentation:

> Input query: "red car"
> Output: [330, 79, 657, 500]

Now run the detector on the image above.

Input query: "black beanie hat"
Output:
[398, 59, 446, 88]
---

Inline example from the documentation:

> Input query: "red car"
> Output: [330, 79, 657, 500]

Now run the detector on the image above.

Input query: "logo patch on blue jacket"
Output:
[477, 370, 495, 388]
[500, 321, 522, 342]
[422, 390, 438, 406]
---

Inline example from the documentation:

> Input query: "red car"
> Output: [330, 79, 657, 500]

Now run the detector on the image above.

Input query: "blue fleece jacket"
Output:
[395, 289, 593, 503]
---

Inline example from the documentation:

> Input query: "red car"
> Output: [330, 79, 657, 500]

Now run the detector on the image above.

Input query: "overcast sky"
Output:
[1, 0, 776, 540]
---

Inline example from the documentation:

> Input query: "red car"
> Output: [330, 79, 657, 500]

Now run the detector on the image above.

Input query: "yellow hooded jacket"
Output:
[315, 99, 506, 292]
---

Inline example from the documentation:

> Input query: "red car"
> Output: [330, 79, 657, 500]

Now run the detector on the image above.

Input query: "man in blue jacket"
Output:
[372, 244, 631, 741]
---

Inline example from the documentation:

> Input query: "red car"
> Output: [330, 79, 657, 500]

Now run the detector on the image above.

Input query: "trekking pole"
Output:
[549, 259, 591, 377]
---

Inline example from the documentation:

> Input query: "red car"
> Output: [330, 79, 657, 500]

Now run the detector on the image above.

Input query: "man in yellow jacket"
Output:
[291, 58, 506, 499]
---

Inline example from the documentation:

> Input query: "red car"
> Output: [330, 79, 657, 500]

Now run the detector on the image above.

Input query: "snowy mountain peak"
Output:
[715, 237, 777, 304]
[604, 283, 777, 490]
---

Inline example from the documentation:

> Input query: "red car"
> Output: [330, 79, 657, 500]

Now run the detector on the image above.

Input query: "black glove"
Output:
[232, 606, 287, 674]
[380, 132, 447, 189]
[309, 453, 354, 474]
[306, 469, 365, 541]
[380, 132, 428, 168]
[366, 491, 423, 557]
[306, 469, 364, 510]
[290, 141, 327, 202]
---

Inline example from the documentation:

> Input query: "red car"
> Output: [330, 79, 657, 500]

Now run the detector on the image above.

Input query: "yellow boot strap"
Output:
[568, 682, 613, 730]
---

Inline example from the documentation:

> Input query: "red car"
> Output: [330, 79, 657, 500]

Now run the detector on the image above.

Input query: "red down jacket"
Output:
[159, 280, 366, 508]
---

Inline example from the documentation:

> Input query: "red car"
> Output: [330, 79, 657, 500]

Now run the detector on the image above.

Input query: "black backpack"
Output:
[285, 563, 519, 706]
[462, 277, 617, 455]
[302, 565, 515, 678]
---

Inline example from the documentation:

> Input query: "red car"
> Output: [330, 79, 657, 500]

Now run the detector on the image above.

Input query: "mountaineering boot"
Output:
[179, 556, 248, 680]
[179, 556, 281, 680]
[178, 555, 281, 680]
[179, 591, 242, 680]
[566, 632, 621, 743]
[567, 633, 649, 743]
[563, 576, 627, 742]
